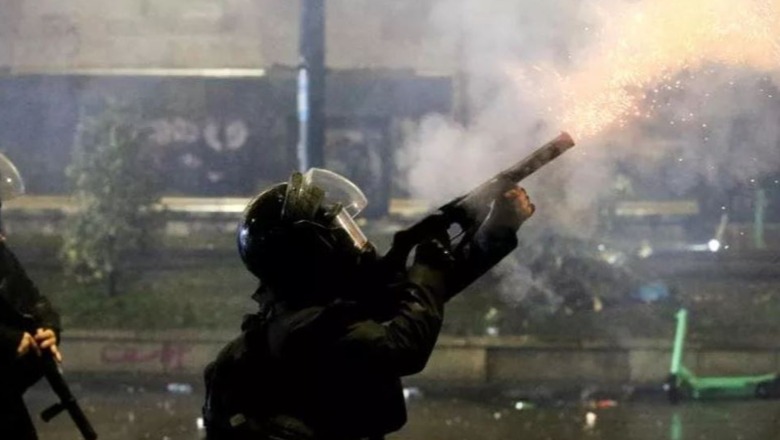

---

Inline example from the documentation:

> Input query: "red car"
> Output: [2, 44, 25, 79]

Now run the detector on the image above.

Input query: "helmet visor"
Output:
[0, 153, 25, 201]
[303, 168, 367, 217]
[303, 168, 369, 250]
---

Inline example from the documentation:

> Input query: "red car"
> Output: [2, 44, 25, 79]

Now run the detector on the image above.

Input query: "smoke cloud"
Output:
[400, 0, 780, 237]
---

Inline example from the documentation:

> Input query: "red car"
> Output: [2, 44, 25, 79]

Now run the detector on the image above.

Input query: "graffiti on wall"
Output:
[146, 117, 249, 152]
[140, 116, 260, 193]
[100, 341, 192, 372]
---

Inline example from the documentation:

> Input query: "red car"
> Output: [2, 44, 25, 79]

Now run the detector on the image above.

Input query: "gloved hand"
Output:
[445, 185, 531, 298]
[488, 185, 535, 231]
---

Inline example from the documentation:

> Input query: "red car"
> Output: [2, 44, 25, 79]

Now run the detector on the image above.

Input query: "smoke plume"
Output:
[401, 0, 780, 237]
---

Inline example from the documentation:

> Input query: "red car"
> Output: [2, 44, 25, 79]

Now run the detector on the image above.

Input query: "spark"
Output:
[510, 0, 780, 140]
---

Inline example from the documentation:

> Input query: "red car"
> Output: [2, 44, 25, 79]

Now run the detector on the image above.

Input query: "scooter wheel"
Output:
[664, 374, 681, 404]
[755, 382, 771, 399]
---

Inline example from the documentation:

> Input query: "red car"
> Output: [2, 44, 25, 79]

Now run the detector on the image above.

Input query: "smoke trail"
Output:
[398, 0, 780, 310]
[402, 0, 780, 232]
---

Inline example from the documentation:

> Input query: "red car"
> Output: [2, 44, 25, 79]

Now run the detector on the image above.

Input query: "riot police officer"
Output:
[0, 153, 62, 440]
[203, 168, 533, 439]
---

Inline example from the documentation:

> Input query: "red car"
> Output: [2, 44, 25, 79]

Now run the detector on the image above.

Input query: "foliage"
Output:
[61, 100, 162, 295]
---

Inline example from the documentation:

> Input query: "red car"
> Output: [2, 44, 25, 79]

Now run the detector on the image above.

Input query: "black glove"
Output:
[486, 188, 533, 232]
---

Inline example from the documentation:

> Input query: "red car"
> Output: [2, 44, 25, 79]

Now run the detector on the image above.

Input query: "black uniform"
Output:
[204, 169, 524, 440]
[206, 233, 518, 439]
[204, 261, 446, 439]
[0, 240, 61, 440]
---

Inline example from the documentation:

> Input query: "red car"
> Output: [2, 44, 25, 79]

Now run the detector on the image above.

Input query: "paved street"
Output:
[26, 378, 780, 440]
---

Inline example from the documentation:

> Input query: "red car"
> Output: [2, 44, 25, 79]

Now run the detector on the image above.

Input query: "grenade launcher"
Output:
[383, 131, 576, 271]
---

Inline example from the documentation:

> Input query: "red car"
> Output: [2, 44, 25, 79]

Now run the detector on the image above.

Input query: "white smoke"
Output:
[399, 0, 780, 239]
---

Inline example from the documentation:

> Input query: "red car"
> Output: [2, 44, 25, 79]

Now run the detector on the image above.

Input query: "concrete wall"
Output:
[58, 331, 780, 386]
[1, 0, 457, 74]
[61, 329, 230, 376]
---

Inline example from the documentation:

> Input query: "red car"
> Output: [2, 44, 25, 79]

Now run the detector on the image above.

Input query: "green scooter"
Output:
[664, 308, 780, 403]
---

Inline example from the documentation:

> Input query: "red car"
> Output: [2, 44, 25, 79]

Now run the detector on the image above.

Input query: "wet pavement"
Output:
[25, 378, 780, 440]
[399, 397, 780, 440]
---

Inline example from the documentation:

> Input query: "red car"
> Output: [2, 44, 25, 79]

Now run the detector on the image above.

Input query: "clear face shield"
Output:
[282, 168, 370, 251]
[0, 153, 25, 202]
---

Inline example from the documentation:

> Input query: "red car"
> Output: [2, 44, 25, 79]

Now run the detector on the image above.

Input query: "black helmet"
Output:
[238, 168, 375, 304]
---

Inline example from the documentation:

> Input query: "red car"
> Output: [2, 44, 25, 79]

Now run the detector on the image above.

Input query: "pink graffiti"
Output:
[100, 342, 191, 371]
